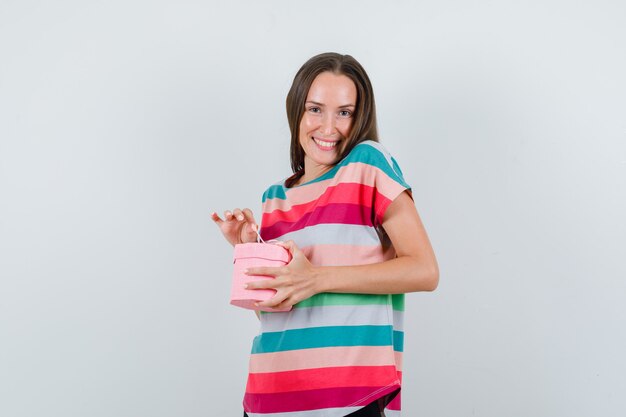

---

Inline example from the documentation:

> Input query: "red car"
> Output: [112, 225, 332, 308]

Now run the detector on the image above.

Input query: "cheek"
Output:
[338, 119, 354, 137]
[298, 117, 311, 147]
[299, 114, 317, 133]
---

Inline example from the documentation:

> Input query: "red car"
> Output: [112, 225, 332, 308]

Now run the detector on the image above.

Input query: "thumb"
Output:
[276, 240, 300, 258]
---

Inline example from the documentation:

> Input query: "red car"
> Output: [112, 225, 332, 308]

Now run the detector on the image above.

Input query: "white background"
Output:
[1, 1, 625, 416]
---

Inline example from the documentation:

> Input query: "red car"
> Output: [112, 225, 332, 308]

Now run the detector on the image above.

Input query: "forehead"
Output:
[306, 72, 357, 104]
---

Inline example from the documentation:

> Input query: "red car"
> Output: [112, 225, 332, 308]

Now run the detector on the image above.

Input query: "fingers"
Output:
[256, 300, 284, 309]
[210, 212, 223, 225]
[256, 293, 291, 309]
[222, 209, 243, 221]
[212, 208, 256, 227]
[275, 240, 296, 251]
[245, 278, 274, 290]
[242, 208, 257, 228]
[224, 209, 236, 221]
[231, 208, 245, 221]
[246, 278, 291, 309]
[245, 266, 283, 278]
[219, 208, 256, 224]
[274, 240, 299, 261]
[246, 270, 294, 310]
[211, 208, 258, 245]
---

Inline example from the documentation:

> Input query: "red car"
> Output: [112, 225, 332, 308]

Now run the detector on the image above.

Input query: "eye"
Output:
[339, 110, 352, 117]
[307, 106, 321, 113]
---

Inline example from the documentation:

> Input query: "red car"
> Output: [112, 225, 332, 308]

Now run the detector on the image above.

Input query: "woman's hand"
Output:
[211, 208, 259, 247]
[245, 240, 319, 310]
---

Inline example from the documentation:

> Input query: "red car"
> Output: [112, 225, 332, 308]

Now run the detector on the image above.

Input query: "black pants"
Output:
[243, 399, 384, 417]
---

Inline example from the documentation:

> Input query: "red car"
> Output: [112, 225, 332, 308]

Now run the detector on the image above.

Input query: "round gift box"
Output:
[230, 242, 292, 312]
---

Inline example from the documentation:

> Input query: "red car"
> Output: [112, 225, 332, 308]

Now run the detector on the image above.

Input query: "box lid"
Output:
[233, 242, 291, 263]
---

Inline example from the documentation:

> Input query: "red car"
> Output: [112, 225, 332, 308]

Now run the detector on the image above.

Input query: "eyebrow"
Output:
[306, 100, 356, 108]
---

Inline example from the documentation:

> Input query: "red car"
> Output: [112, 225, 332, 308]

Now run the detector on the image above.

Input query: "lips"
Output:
[312, 137, 339, 150]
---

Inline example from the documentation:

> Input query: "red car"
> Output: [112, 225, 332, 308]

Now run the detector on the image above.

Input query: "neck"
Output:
[298, 162, 333, 186]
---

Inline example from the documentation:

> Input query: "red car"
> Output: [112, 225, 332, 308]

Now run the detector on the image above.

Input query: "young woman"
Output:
[211, 52, 439, 417]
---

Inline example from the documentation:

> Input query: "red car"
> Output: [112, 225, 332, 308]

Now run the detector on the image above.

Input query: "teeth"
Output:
[313, 138, 337, 148]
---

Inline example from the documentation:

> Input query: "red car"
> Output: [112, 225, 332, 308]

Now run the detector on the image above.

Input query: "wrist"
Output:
[313, 265, 330, 294]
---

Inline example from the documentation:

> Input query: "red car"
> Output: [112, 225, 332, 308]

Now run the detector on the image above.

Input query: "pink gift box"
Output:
[230, 242, 292, 312]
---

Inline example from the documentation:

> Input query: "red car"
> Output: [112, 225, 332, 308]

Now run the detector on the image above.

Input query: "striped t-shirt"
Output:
[244, 140, 411, 417]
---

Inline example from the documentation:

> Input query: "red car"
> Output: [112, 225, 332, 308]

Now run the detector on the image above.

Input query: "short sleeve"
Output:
[348, 141, 412, 226]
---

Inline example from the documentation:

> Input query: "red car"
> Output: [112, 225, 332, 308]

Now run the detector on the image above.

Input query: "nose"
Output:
[320, 113, 336, 136]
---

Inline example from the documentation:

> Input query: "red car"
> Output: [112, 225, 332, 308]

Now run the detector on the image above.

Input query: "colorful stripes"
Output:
[262, 162, 407, 219]
[268, 223, 381, 248]
[251, 325, 404, 354]
[259, 304, 404, 332]
[246, 141, 410, 416]
[261, 182, 377, 228]
[262, 202, 376, 240]
[244, 384, 401, 413]
[261, 141, 410, 204]
[280, 292, 404, 311]
[246, 407, 363, 417]
[246, 365, 399, 393]
[248, 346, 403, 373]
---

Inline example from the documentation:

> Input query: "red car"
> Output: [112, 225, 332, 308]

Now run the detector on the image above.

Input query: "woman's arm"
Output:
[319, 190, 439, 294]
[245, 190, 439, 310]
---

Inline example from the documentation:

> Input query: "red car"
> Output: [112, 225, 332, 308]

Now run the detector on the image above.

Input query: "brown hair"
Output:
[284, 52, 379, 188]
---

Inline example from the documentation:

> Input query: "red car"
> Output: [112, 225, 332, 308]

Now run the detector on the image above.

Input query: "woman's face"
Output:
[299, 71, 357, 177]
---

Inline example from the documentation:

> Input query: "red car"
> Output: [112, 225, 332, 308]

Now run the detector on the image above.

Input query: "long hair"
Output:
[284, 52, 379, 188]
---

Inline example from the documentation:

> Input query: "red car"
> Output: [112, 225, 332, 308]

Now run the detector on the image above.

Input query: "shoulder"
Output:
[341, 140, 406, 180]
[261, 179, 287, 203]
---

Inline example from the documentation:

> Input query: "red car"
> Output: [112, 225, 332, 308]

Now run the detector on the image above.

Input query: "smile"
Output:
[312, 137, 339, 150]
